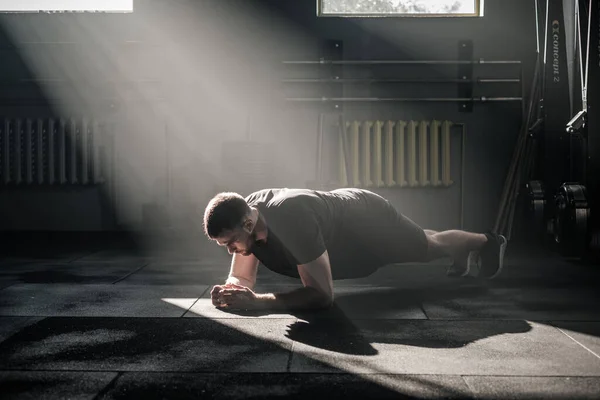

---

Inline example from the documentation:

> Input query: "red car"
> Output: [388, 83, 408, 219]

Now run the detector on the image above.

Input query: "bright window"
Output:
[0, 0, 133, 12]
[318, 0, 483, 17]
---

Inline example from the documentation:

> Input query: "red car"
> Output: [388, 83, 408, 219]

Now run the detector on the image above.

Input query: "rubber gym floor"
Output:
[1, 233, 599, 399]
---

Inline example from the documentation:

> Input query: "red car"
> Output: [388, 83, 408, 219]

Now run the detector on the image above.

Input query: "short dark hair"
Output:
[203, 192, 251, 239]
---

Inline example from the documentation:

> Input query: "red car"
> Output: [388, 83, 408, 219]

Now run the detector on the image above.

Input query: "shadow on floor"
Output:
[219, 283, 533, 355]
[0, 317, 470, 399]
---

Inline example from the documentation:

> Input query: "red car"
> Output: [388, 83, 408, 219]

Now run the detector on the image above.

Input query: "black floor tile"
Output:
[0, 371, 117, 400]
[99, 372, 471, 399]
[0, 317, 292, 372]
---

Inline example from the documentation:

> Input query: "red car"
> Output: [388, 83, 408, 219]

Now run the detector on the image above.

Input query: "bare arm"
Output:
[225, 252, 259, 290]
[254, 250, 334, 310]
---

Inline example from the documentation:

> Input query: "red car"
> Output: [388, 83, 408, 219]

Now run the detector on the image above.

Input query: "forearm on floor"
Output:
[254, 287, 333, 311]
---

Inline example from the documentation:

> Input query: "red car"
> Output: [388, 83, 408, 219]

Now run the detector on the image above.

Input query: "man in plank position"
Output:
[203, 188, 507, 310]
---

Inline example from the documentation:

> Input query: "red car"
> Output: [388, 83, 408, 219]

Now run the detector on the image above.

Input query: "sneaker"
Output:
[478, 232, 508, 279]
[446, 251, 479, 278]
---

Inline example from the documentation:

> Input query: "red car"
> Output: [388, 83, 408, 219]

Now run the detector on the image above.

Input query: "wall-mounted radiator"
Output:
[0, 117, 111, 186]
[339, 120, 454, 188]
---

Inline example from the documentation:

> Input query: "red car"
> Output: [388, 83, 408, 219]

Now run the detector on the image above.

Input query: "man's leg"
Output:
[424, 229, 507, 278]
[424, 230, 487, 260]
[351, 190, 506, 279]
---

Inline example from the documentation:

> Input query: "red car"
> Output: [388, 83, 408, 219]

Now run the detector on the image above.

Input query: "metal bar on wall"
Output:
[373, 121, 384, 187]
[58, 119, 66, 185]
[286, 97, 523, 102]
[25, 119, 33, 184]
[395, 121, 407, 187]
[338, 131, 348, 187]
[92, 120, 102, 184]
[283, 60, 522, 65]
[418, 120, 430, 186]
[337, 116, 351, 187]
[407, 121, 418, 187]
[361, 121, 373, 187]
[282, 78, 521, 84]
[36, 119, 44, 184]
[348, 120, 360, 186]
[109, 123, 117, 206]
[459, 123, 466, 229]
[69, 119, 77, 185]
[14, 119, 22, 185]
[165, 123, 171, 203]
[384, 121, 396, 187]
[48, 119, 55, 184]
[442, 121, 454, 186]
[430, 120, 441, 187]
[81, 119, 89, 185]
[316, 113, 324, 184]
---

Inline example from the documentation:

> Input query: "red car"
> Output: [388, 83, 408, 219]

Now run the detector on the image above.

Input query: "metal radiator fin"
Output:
[339, 119, 454, 188]
[0, 117, 110, 186]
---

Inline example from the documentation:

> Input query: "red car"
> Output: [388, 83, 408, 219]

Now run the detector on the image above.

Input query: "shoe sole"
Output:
[463, 251, 479, 277]
[447, 250, 478, 277]
[487, 234, 507, 280]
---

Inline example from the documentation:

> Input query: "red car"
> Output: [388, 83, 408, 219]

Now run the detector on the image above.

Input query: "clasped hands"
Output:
[211, 283, 258, 310]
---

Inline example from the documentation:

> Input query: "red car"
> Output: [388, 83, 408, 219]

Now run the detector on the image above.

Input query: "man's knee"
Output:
[425, 234, 446, 261]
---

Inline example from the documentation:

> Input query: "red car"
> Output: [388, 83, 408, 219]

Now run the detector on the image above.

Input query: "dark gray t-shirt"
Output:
[246, 188, 397, 279]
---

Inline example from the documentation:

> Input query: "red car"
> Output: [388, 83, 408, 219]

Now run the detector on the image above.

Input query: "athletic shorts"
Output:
[326, 189, 429, 280]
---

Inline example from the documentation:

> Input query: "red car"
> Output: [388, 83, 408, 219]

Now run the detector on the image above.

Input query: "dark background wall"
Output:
[0, 0, 536, 234]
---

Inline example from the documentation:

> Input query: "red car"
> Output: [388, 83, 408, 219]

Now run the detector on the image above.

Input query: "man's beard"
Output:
[240, 231, 259, 255]
[251, 230, 267, 247]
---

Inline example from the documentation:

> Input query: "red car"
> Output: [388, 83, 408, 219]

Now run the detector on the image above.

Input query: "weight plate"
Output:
[528, 180, 545, 219]
[552, 183, 590, 258]
[526, 180, 546, 239]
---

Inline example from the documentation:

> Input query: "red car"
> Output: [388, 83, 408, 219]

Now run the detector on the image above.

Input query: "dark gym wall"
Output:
[0, 0, 536, 233]
[269, 0, 535, 232]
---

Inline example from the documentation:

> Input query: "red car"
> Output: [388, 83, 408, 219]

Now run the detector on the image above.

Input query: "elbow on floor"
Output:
[317, 294, 334, 310]
[304, 287, 334, 310]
